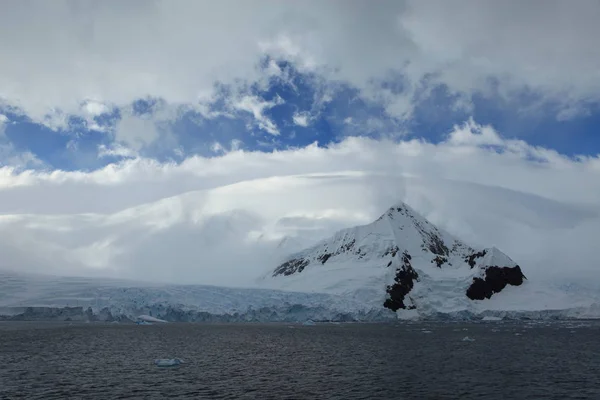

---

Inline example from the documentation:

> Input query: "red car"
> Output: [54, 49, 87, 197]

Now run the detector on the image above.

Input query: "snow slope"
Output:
[263, 202, 599, 318]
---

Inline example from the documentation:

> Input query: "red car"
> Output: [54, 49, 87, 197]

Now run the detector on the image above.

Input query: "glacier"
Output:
[1, 268, 599, 322]
[1, 201, 599, 322]
[0, 270, 395, 322]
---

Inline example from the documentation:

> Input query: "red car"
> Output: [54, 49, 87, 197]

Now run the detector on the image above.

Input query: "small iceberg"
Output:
[135, 320, 153, 325]
[462, 336, 476, 342]
[302, 320, 316, 326]
[137, 315, 168, 323]
[154, 358, 184, 367]
[482, 316, 503, 321]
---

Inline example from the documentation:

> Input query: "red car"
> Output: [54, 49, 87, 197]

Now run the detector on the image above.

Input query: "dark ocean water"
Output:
[1, 321, 599, 399]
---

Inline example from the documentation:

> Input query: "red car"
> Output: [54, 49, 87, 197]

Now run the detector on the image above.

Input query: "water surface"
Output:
[1, 321, 599, 399]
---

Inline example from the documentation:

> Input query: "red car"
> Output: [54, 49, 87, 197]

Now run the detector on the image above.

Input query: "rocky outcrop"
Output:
[465, 250, 487, 268]
[383, 252, 419, 311]
[273, 258, 309, 276]
[466, 265, 527, 300]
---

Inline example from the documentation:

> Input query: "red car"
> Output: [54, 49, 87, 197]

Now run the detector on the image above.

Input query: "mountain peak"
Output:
[378, 201, 471, 259]
[267, 201, 526, 316]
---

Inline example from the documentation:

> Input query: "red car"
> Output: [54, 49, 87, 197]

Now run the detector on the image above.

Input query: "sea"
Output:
[1, 320, 599, 399]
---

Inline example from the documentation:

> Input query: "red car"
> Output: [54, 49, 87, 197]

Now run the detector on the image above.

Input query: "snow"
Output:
[263, 204, 477, 303]
[262, 202, 600, 319]
[1, 201, 599, 321]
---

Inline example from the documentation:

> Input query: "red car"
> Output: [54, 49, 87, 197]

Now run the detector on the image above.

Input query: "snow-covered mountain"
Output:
[2, 201, 599, 322]
[264, 202, 529, 316]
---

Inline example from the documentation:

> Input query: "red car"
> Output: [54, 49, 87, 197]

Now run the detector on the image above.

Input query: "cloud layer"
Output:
[0, 2, 598, 290]
[2, 1, 599, 130]
[0, 120, 598, 286]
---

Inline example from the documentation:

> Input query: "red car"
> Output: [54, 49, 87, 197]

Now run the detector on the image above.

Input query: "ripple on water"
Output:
[1, 321, 600, 399]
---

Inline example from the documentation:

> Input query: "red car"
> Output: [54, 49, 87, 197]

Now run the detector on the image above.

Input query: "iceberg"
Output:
[137, 315, 168, 323]
[154, 358, 184, 367]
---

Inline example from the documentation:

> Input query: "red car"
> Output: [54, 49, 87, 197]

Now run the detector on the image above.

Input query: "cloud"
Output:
[1, 0, 599, 132]
[232, 95, 284, 135]
[114, 112, 161, 150]
[0, 145, 45, 170]
[397, 1, 600, 110]
[97, 143, 138, 159]
[0, 114, 46, 168]
[292, 112, 310, 127]
[0, 114, 7, 136]
[0, 120, 598, 287]
[446, 118, 503, 146]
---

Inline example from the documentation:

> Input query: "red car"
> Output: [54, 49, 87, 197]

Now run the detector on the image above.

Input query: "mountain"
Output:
[266, 202, 527, 316]
[2, 200, 599, 322]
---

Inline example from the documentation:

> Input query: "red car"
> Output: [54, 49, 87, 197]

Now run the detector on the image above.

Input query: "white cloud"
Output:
[292, 112, 310, 127]
[1, 1, 598, 128]
[0, 144, 45, 170]
[210, 142, 225, 154]
[0, 120, 598, 286]
[83, 100, 109, 117]
[210, 139, 244, 155]
[231, 139, 243, 151]
[232, 95, 283, 135]
[397, 0, 600, 116]
[114, 113, 160, 150]
[0, 114, 7, 136]
[80, 100, 111, 132]
[98, 143, 138, 159]
[446, 118, 503, 146]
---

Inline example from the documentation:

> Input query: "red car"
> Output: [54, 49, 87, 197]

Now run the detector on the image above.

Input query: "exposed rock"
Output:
[432, 255, 447, 268]
[383, 251, 419, 311]
[275, 236, 368, 274]
[382, 245, 399, 257]
[273, 258, 309, 276]
[466, 265, 527, 300]
[426, 233, 449, 256]
[318, 253, 332, 264]
[465, 250, 487, 268]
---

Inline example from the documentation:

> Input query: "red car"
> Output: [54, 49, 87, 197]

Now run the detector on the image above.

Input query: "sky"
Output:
[0, 0, 599, 287]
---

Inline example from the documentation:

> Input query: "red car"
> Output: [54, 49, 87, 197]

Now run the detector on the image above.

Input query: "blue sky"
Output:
[2, 60, 599, 172]
[2, 1, 600, 171]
